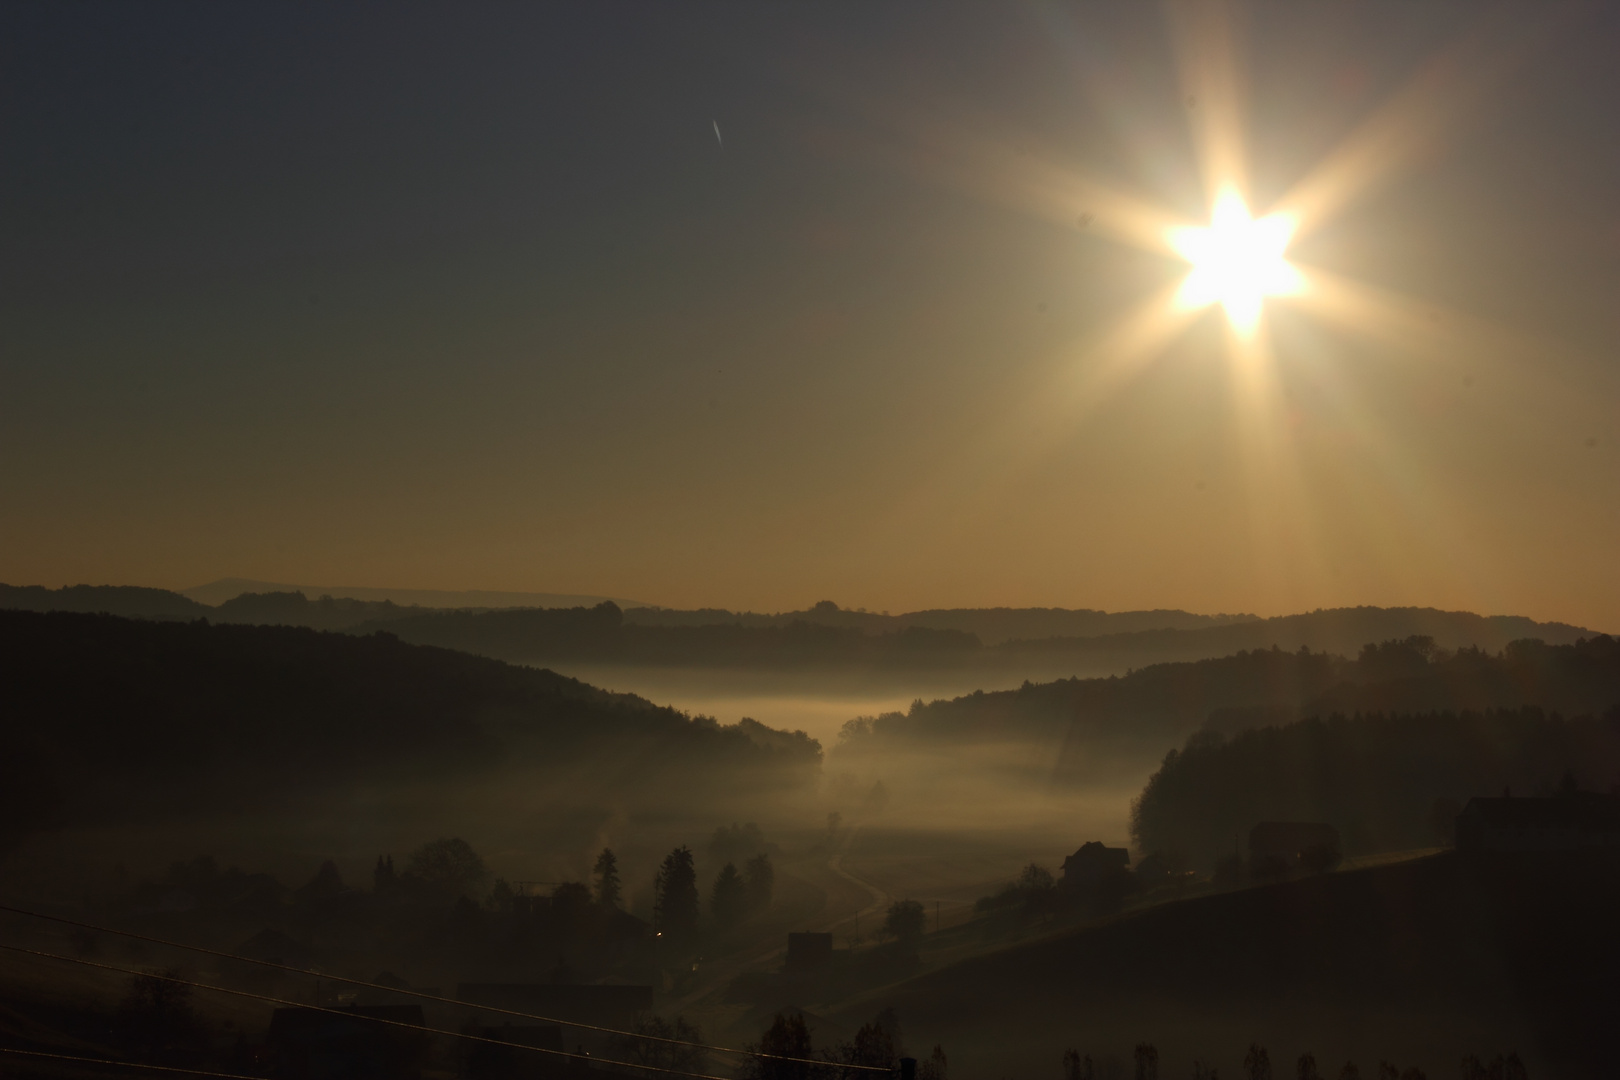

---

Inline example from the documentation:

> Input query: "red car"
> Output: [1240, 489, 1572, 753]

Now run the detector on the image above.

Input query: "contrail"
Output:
[713, 120, 723, 149]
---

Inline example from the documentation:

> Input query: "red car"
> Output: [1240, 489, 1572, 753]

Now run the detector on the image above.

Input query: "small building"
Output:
[266, 1004, 426, 1080]
[456, 983, 653, 1029]
[1455, 793, 1620, 851]
[1060, 841, 1130, 889]
[784, 932, 833, 972]
[1248, 822, 1341, 868]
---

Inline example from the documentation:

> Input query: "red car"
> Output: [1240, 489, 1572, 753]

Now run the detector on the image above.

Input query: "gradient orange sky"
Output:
[3, 3, 1618, 630]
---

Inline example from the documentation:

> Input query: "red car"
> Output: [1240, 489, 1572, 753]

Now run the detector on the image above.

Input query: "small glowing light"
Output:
[1169, 189, 1304, 334]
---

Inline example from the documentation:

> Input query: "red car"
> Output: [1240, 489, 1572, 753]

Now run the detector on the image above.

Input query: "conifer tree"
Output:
[594, 848, 621, 909]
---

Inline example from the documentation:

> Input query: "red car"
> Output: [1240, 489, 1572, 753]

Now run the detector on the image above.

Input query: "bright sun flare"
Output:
[1169, 189, 1304, 335]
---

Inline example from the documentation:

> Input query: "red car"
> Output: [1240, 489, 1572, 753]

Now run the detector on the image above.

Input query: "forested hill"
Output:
[1127, 634, 1620, 866]
[0, 583, 209, 620]
[0, 610, 819, 850]
[1132, 705, 1620, 868]
[1002, 605, 1595, 665]
[834, 635, 1620, 783]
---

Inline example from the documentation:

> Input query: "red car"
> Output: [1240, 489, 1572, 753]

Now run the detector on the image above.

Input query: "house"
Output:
[1060, 841, 1130, 889]
[266, 1004, 426, 1080]
[1455, 792, 1620, 851]
[455, 983, 653, 1028]
[1248, 822, 1341, 869]
[784, 932, 833, 972]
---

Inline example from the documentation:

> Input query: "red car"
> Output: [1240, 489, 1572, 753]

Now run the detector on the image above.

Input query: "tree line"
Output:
[1059, 1043, 1529, 1080]
[1130, 702, 1620, 870]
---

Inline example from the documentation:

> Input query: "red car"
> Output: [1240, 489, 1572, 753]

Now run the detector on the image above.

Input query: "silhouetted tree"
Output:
[487, 878, 515, 913]
[1244, 1045, 1271, 1080]
[373, 855, 397, 893]
[655, 846, 699, 937]
[118, 969, 194, 1062]
[1297, 1054, 1320, 1080]
[1016, 862, 1053, 890]
[745, 1012, 813, 1080]
[406, 837, 489, 900]
[1376, 1063, 1397, 1080]
[297, 860, 344, 903]
[1063, 1049, 1094, 1080]
[745, 852, 775, 913]
[917, 1044, 947, 1080]
[611, 1013, 706, 1075]
[828, 1009, 899, 1075]
[1193, 1064, 1220, 1080]
[712, 862, 747, 929]
[594, 848, 621, 909]
[880, 900, 926, 948]
[1336, 1064, 1359, 1080]
[1501, 1053, 1527, 1080]
[1133, 1043, 1158, 1080]
[712, 822, 768, 864]
[1397, 1069, 1425, 1080]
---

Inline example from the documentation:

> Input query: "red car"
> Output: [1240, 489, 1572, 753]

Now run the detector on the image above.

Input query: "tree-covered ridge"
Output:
[839, 646, 1346, 748]
[841, 634, 1620, 748]
[1130, 637, 1620, 868]
[0, 610, 820, 847]
[1132, 706, 1620, 869]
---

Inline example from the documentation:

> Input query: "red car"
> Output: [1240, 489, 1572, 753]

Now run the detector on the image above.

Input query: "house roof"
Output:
[1063, 841, 1129, 867]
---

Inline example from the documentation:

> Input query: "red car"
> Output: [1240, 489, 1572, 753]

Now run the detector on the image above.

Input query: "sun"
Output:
[1169, 189, 1304, 335]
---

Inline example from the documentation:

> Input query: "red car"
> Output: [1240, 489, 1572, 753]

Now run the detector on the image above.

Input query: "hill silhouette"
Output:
[1134, 702, 1620, 868]
[834, 634, 1620, 797]
[846, 851, 1619, 1079]
[4, 585, 1596, 676]
[0, 610, 819, 853]
[0, 583, 209, 621]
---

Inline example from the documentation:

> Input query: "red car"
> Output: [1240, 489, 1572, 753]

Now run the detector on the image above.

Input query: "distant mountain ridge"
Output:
[619, 602, 1259, 644]
[180, 577, 645, 610]
[0, 584, 1604, 676]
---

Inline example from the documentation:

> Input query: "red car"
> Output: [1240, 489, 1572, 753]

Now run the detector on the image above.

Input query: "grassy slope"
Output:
[836, 852, 1618, 1080]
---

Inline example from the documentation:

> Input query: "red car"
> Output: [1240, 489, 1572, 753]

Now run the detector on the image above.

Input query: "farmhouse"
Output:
[1060, 841, 1130, 888]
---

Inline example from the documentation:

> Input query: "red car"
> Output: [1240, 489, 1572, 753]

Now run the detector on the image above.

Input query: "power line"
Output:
[0, 1046, 267, 1080]
[0, 941, 734, 1080]
[0, 903, 886, 1072]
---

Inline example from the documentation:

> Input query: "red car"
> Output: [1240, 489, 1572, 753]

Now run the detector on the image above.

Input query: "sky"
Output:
[3, 2, 1619, 629]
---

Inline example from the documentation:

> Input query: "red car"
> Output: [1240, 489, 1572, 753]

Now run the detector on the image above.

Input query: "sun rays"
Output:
[840, 1, 1581, 611]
